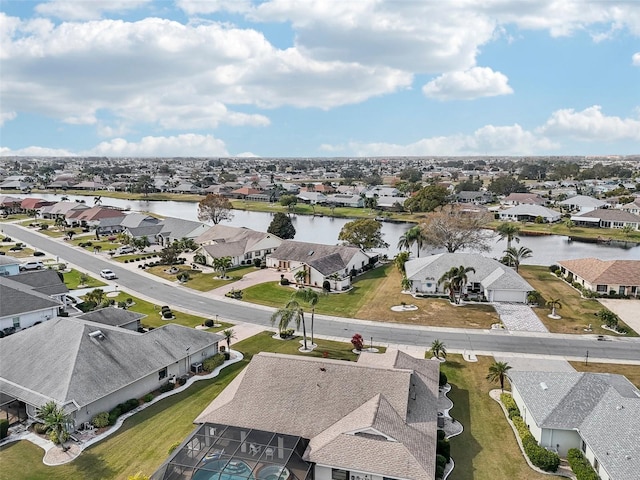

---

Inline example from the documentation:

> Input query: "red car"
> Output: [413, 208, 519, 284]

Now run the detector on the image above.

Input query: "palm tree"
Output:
[547, 298, 562, 318]
[564, 219, 575, 230]
[38, 401, 70, 451]
[394, 251, 410, 276]
[440, 265, 476, 304]
[54, 216, 66, 231]
[270, 299, 309, 350]
[85, 288, 106, 307]
[66, 230, 75, 240]
[503, 246, 533, 273]
[430, 339, 447, 360]
[401, 275, 412, 292]
[486, 361, 512, 392]
[212, 257, 233, 278]
[496, 222, 521, 249]
[397, 225, 426, 257]
[291, 287, 324, 346]
[222, 329, 235, 350]
[294, 269, 306, 287]
[438, 268, 457, 303]
[94, 195, 102, 206]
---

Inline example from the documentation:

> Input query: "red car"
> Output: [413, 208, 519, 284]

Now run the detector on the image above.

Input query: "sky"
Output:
[0, 0, 639, 158]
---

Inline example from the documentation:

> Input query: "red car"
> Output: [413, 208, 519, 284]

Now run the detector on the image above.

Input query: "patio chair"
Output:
[265, 447, 274, 460]
[249, 443, 261, 456]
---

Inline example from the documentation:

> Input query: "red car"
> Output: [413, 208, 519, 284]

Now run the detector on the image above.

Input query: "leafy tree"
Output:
[454, 179, 483, 193]
[197, 194, 234, 225]
[212, 256, 233, 278]
[488, 176, 527, 196]
[397, 225, 426, 257]
[267, 212, 296, 239]
[503, 246, 532, 273]
[398, 167, 423, 183]
[430, 339, 447, 360]
[134, 175, 154, 197]
[394, 251, 410, 276]
[351, 333, 364, 351]
[159, 245, 181, 265]
[404, 185, 449, 213]
[486, 361, 512, 392]
[420, 206, 494, 253]
[270, 299, 309, 350]
[79, 272, 90, 287]
[222, 329, 236, 349]
[291, 287, 324, 346]
[496, 223, 521, 249]
[564, 219, 575, 230]
[338, 218, 388, 250]
[65, 230, 75, 240]
[54, 216, 66, 231]
[279, 195, 298, 215]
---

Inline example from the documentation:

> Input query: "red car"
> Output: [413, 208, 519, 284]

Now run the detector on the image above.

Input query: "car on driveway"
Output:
[19, 261, 44, 271]
[100, 269, 117, 280]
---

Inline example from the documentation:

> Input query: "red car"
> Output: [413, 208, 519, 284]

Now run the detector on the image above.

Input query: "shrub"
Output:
[49, 428, 70, 445]
[33, 251, 45, 256]
[436, 438, 450, 462]
[436, 454, 448, 479]
[143, 393, 154, 403]
[77, 301, 97, 313]
[177, 272, 190, 282]
[437, 429, 446, 441]
[39, 224, 49, 230]
[203, 353, 226, 372]
[161, 305, 170, 311]
[439, 371, 448, 387]
[168, 441, 181, 455]
[0, 419, 9, 439]
[225, 289, 242, 299]
[501, 393, 520, 419]
[92, 412, 109, 428]
[322, 280, 331, 292]
[9, 245, 22, 251]
[177, 376, 187, 386]
[118, 301, 127, 308]
[351, 333, 364, 351]
[554, 269, 562, 276]
[279, 328, 294, 339]
[159, 382, 174, 394]
[125, 398, 140, 411]
[253, 257, 262, 267]
[572, 282, 582, 289]
[126, 298, 133, 305]
[33, 422, 49, 434]
[162, 310, 174, 319]
[511, 415, 559, 472]
[567, 448, 599, 480]
[108, 406, 122, 425]
[204, 319, 214, 328]
[280, 277, 290, 286]
[2, 237, 12, 242]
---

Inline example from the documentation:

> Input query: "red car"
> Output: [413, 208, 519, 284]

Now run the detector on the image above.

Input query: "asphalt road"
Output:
[4, 223, 640, 363]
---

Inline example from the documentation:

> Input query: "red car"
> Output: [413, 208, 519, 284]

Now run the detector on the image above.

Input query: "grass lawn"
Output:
[0, 214, 29, 222]
[63, 269, 107, 290]
[571, 361, 640, 389]
[70, 238, 120, 252]
[242, 264, 499, 328]
[442, 355, 557, 480]
[520, 265, 637, 336]
[144, 265, 258, 292]
[0, 245, 35, 258]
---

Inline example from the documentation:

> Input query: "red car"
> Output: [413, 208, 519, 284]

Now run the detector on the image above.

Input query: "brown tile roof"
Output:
[558, 258, 640, 286]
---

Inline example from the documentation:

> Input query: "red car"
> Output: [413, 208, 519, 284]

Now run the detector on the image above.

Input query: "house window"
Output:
[596, 285, 607, 293]
[581, 439, 586, 453]
[12, 317, 20, 329]
[159, 367, 167, 380]
[331, 469, 349, 480]
[593, 457, 599, 471]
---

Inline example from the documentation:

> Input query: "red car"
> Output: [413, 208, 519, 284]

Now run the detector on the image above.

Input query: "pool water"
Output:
[257, 465, 290, 480]
[192, 459, 255, 480]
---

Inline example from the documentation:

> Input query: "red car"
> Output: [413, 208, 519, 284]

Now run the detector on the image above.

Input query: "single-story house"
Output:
[620, 198, 640, 215]
[0, 255, 20, 277]
[0, 195, 23, 214]
[156, 217, 210, 246]
[499, 204, 561, 223]
[266, 240, 373, 290]
[66, 206, 126, 227]
[326, 193, 364, 208]
[405, 253, 533, 303]
[558, 195, 607, 213]
[455, 191, 494, 204]
[8, 269, 69, 309]
[509, 370, 640, 480]
[77, 307, 146, 332]
[571, 209, 640, 230]
[0, 276, 62, 332]
[297, 191, 327, 205]
[556, 258, 640, 296]
[501, 193, 546, 206]
[20, 198, 56, 211]
[40, 201, 90, 220]
[0, 318, 223, 427]
[153, 350, 439, 480]
[194, 225, 282, 267]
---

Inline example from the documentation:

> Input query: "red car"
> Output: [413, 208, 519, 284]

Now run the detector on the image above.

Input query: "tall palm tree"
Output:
[438, 267, 457, 303]
[496, 223, 521, 249]
[394, 251, 410, 276]
[291, 287, 324, 346]
[397, 225, 426, 257]
[54, 216, 66, 231]
[222, 329, 235, 349]
[212, 256, 232, 278]
[38, 401, 70, 451]
[503, 246, 533, 273]
[270, 299, 308, 350]
[486, 361, 512, 392]
[440, 265, 476, 304]
[547, 298, 562, 318]
[430, 339, 447, 360]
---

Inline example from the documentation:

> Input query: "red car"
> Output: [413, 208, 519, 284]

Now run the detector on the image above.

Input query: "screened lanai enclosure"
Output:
[153, 423, 314, 480]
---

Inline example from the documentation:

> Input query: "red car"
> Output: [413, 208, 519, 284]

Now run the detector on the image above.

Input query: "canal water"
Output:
[27, 193, 640, 265]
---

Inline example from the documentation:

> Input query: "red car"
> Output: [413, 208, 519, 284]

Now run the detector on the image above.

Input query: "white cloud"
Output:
[633, 52, 640, 66]
[235, 151, 260, 157]
[35, 0, 152, 20]
[422, 67, 513, 100]
[176, 0, 252, 15]
[538, 105, 640, 141]
[0, 145, 75, 157]
[87, 134, 229, 157]
[0, 111, 17, 126]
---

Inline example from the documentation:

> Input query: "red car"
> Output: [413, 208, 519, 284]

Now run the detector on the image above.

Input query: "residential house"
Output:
[40, 201, 90, 220]
[170, 182, 202, 194]
[558, 195, 607, 213]
[405, 253, 533, 303]
[0, 276, 62, 332]
[501, 193, 545, 206]
[0, 195, 22, 214]
[571, 209, 640, 230]
[455, 191, 494, 204]
[19, 198, 56, 212]
[153, 350, 439, 480]
[0, 318, 223, 427]
[499, 204, 561, 223]
[227, 187, 262, 199]
[0, 255, 20, 277]
[8, 269, 70, 309]
[326, 193, 364, 208]
[77, 307, 145, 332]
[66, 206, 126, 228]
[509, 370, 640, 480]
[194, 225, 282, 267]
[297, 191, 327, 205]
[620, 197, 640, 215]
[266, 240, 373, 290]
[556, 258, 640, 296]
[156, 217, 210, 246]
[72, 180, 105, 190]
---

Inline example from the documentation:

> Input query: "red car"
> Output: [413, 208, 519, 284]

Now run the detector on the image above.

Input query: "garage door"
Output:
[491, 289, 526, 303]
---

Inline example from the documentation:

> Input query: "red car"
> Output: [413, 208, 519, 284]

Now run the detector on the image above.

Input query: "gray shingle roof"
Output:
[9, 269, 69, 296]
[158, 217, 209, 240]
[0, 255, 20, 266]
[77, 306, 146, 327]
[270, 240, 366, 266]
[0, 318, 223, 410]
[0, 277, 62, 317]
[509, 371, 640, 480]
[308, 252, 346, 276]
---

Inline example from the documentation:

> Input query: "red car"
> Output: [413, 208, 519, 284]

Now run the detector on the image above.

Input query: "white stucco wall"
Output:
[539, 428, 580, 457]
[314, 465, 385, 480]
[0, 306, 59, 331]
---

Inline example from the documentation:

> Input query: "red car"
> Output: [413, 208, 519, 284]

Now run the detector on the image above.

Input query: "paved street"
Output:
[3, 223, 640, 364]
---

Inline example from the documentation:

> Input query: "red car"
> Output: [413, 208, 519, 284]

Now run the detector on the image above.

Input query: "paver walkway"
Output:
[493, 302, 548, 333]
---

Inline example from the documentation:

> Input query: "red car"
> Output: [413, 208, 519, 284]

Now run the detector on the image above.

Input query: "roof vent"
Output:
[540, 382, 548, 391]
[308, 250, 314, 256]
[89, 330, 105, 340]
[616, 405, 624, 410]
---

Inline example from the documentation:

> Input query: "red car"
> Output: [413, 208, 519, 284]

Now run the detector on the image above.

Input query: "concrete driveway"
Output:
[598, 299, 640, 334]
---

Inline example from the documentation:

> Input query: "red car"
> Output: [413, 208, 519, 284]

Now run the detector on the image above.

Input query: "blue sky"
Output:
[1, 0, 639, 158]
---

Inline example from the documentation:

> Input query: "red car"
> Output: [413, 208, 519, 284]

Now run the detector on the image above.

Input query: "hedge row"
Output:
[511, 415, 560, 472]
[0, 419, 8, 439]
[203, 353, 225, 372]
[567, 449, 599, 480]
[501, 393, 520, 419]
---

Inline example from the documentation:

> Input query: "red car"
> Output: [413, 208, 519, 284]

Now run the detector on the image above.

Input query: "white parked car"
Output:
[117, 246, 135, 254]
[19, 261, 44, 271]
[100, 269, 117, 280]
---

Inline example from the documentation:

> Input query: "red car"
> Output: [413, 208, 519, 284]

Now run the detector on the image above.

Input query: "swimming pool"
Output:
[192, 459, 255, 480]
[256, 465, 290, 480]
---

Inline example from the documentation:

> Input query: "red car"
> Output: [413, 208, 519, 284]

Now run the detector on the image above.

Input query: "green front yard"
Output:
[520, 265, 637, 336]
[63, 269, 107, 290]
[143, 265, 258, 292]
